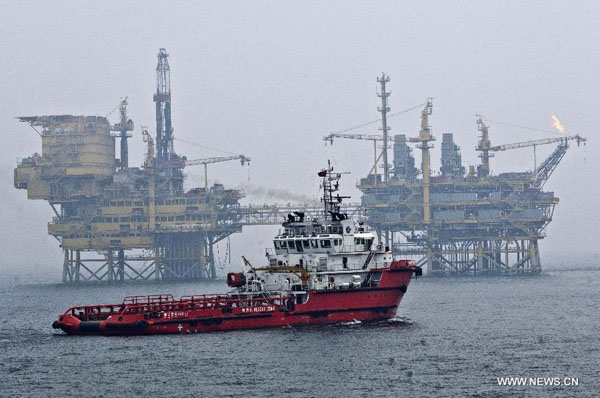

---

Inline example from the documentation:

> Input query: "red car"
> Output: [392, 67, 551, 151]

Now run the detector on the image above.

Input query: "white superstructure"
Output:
[239, 163, 393, 294]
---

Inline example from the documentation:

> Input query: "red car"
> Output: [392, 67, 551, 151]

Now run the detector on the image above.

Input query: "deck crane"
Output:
[488, 134, 586, 152]
[489, 134, 586, 174]
[324, 132, 398, 181]
[184, 155, 251, 190]
[487, 134, 586, 190]
[477, 117, 587, 174]
[324, 100, 433, 185]
[475, 117, 587, 189]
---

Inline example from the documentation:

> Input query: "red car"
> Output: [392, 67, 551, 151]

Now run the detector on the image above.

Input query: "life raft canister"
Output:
[227, 272, 246, 287]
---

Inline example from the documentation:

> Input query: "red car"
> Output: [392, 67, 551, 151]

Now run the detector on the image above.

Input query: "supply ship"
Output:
[52, 164, 421, 335]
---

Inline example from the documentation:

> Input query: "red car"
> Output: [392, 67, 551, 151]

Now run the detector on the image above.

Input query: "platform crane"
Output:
[489, 134, 586, 152]
[474, 117, 587, 193]
[323, 100, 433, 183]
[487, 134, 586, 190]
[324, 99, 434, 251]
[184, 155, 251, 190]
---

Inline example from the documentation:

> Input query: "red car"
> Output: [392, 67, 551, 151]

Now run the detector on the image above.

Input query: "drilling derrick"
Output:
[154, 48, 173, 163]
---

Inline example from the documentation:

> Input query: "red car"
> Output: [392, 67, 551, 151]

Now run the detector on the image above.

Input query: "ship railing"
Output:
[179, 294, 231, 303]
[123, 294, 175, 305]
[339, 245, 374, 253]
[120, 295, 293, 315]
[62, 304, 125, 321]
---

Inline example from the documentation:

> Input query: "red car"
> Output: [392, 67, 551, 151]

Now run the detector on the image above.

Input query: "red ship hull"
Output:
[53, 262, 420, 336]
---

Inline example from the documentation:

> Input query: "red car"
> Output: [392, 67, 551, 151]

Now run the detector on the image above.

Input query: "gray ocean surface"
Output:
[0, 266, 598, 398]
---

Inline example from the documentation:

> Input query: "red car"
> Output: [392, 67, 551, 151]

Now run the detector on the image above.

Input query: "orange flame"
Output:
[551, 115, 564, 133]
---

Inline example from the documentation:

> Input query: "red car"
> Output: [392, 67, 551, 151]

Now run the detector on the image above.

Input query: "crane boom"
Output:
[324, 132, 419, 144]
[489, 135, 586, 152]
[184, 155, 250, 166]
[530, 141, 569, 191]
[182, 155, 250, 190]
[324, 132, 385, 144]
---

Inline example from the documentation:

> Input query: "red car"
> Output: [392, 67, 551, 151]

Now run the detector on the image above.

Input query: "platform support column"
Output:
[477, 243, 484, 274]
[117, 249, 125, 281]
[154, 248, 161, 280]
[208, 239, 216, 279]
[426, 246, 433, 274]
[75, 250, 81, 282]
[62, 250, 69, 283]
[530, 239, 541, 272]
[107, 251, 114, 282]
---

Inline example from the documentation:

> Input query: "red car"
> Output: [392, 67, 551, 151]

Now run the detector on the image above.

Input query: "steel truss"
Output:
[394, 237, 541, 275]
[62, 249, 159, 282]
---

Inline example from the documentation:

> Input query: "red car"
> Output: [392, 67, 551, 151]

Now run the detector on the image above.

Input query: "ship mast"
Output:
[319, 161, 349, 221]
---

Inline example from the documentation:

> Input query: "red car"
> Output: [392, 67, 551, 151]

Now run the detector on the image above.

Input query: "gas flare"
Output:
[551, 115, 564, 133]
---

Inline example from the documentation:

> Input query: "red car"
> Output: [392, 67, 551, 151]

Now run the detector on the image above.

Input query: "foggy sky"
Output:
[1, 1, 598, 278]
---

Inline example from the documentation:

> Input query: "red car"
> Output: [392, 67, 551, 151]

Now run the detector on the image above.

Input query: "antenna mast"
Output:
[319, 161, 349, 221]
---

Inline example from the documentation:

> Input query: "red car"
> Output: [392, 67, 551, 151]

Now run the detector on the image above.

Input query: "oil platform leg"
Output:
[107, 251, 114, 282]
[75, 250, 81, 282]
[477, 243, 484, 275]
[117, 249, 125, 281]
[426, 247, 433, 274]
[155, 248, 161, 280]
[208, 240, 216, 279]
[62, 250, 69, 283]
[530, 239, 541, 273]
[199, 238, 205, 279]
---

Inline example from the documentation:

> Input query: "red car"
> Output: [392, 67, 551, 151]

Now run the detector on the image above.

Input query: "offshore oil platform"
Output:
[326, 73, 586, 275]
[14, 49, 257, 282]
[13, 51, 585, 282]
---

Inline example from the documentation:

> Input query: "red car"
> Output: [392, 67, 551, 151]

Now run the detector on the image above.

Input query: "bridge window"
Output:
[280, 241, 287, 249]
[310, 239, 318, 248]
[320, 240, 332, 248]
[302, 240, 310, 248]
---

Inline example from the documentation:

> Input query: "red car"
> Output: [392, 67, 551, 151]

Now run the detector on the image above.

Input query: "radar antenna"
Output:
[318, 161, 350, 221]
